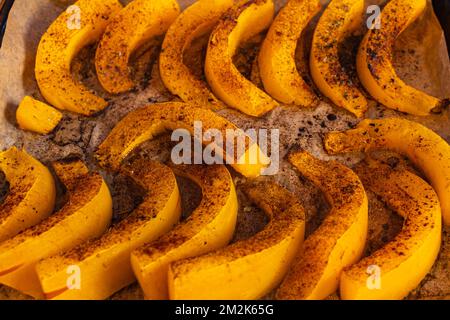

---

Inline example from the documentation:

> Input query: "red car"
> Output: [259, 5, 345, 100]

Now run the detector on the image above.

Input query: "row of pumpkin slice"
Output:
[5, 0, 449, 301]
[1, 104, 449, 299]
[21, 0, 446, 131]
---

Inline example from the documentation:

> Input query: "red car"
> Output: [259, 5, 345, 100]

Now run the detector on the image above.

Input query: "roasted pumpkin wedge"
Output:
[276, 151, 368, 300]
[131, 164, 238, 300]
[340, 159, 441, 300]
[168, 180, 305, 300]
[259, 0, 321, 106]
[324, 118, 450, 226]
[35, 0, 122, 116]
[16, 96, 63, 135]
[160, 0, 232, 109]
[95, 0, 180, 94]
[36, 159, 181, 300]
[0, 147, 55, 242]
[0, 160, 112, 298]
[357, 0, 447, 115]
[310, 0, 368, 118]
[96, 102, 270, 178]
[205, 0, 279, 117]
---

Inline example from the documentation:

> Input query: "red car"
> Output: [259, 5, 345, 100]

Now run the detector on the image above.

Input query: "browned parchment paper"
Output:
[0, 0, 449, 300]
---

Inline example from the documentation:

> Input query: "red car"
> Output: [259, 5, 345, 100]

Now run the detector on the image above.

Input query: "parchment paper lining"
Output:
[0, 0, 449, 299]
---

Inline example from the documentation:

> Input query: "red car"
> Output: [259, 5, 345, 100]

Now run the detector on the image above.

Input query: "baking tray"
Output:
[0, 0, 449, 300]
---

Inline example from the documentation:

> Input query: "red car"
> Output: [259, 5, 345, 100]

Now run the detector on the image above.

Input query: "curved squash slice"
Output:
[96, 0, 180, 94]
[168, 180, 305, 300]
[310, 0, 368, 118]
[16, 96, 63, 135]
[35, 0, 122, 116]
[95, 102, 270, 178]
[340, 160, 441, 300]
[0, 147, 55, 242]
[357, 0, 447, 115]
[0, 160, 112, 298]
[131, 164, 237, 300]
[160, 0, 233, 109]
[205, 0, 279, 117]
[324, 118, 450, 226]
[259, 0, 321, 106]
[36, 159, 181, 300]
[276, 151, 368, 300]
